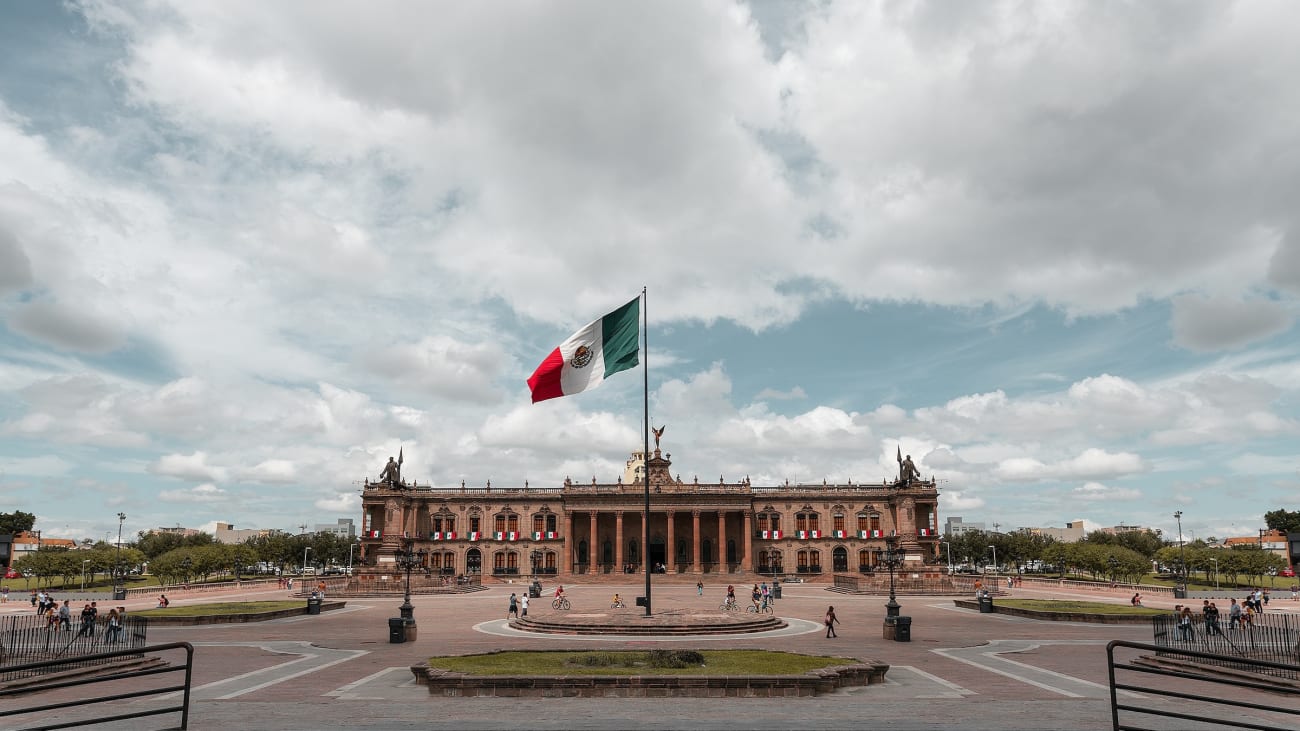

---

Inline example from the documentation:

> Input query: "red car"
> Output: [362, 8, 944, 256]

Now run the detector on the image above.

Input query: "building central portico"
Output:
[357, 445, 941, 581]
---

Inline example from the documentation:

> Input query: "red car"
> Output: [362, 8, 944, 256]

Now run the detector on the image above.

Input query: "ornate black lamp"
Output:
[530, 549, 543, 577]
[395, 539, 428, 621]
[882, 535, 903, 618]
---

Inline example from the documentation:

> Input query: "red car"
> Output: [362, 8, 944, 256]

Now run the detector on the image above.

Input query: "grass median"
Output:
[430, 649, 858, 676]
[132, 601, 307, 617]
[992, 599, 1168, 616]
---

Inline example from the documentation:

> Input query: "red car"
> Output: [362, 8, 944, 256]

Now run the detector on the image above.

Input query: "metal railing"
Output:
[1, 614, 148, 682]
[1107, 639, 1300, 731]
[0, 641, 192, 731]
[1151, 613, 1300, 680]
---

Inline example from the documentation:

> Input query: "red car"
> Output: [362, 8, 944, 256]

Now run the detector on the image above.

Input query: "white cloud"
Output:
[158, 483, 228, 503]
[1171, 294, 1293, 352]
[1070, 481, 1141, 502]
[994, 448, 1144, 482]
[314, 492, 359, 513]
[149, 452, 229, 483]
[755, 386, 808, 401]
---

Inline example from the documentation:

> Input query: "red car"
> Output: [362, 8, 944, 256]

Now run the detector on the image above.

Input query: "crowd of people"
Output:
[27, 590, 125, 643]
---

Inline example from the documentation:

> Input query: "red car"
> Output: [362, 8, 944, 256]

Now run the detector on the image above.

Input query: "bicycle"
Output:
[552, 597, 571, 610]
[719, 599, 739, 611]
[610, 600, 625, 609]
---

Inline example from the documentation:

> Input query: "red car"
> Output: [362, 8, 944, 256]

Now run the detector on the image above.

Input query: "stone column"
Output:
[589, 511, 598, 571]
[563, 511, 574, 574]
[741, 510, 753, 571]
[666, 510, 676, 572]
[615, 511, 625, 572]
[691, 510, 702, 573]
[718, 510, 728, 574]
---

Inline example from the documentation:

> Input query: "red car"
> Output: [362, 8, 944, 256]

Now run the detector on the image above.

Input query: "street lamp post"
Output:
[347, 542, 355, 576]
[941, 541, 952, 574]
[988, 545, 998, 580]
[302, 546, 312, 575]
[1210, 558, 1219, 591]
[113, 512, 126, 599]
[394, 538, 428, 621]
[1174, 511, 1186, 597]
[882, 535, 903, 618]
[530, 549, 543, 578]
[81, 559, 90, 591]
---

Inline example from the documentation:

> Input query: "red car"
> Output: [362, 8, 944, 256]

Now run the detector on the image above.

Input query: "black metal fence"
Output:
[0, 613, 148, 682]
[1152, 612, 1300, 680]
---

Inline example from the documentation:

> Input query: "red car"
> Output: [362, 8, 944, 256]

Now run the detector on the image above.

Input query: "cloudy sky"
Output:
[2, 1, 1297, 545]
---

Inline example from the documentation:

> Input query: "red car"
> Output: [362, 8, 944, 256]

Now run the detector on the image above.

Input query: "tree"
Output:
[0, 510, 36, 535]
[1264, 509, 1300, 534]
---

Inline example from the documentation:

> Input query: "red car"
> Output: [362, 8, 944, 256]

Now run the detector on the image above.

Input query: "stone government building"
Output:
[358, 445, 941, 582]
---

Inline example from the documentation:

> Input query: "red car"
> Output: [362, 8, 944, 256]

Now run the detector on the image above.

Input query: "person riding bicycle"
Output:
[751, 584, 761, 610]
[612, 593, 624, 608]
[554, 585, 565, 599]
[725, 584, 736, 608]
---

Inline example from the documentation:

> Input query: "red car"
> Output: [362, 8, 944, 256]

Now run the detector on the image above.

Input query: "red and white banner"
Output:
[918, 528, 933, 536]
[761, 530, 783, 540]
[365, 530, 380, 538]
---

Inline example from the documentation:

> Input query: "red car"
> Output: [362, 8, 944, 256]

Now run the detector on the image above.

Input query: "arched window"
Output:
[859, 548, 873, 571]
[797, 550, 809, 572]
[809, 550, 821, 572]
[544, 551, 556, 571]
[758, 550, 770, 571]
[857, 513, 870, 531]
[629, 540, 639, 565]
[702, 539, 713, 564]
[466, 548, 482, 573]
[676, 539, 687, 562]
[833, 513, 845, 533]
[507, 551, 518, 570]
[832, 547, 848, 572]
[870, 513, 881, 532]
[469, 513, 482, 533]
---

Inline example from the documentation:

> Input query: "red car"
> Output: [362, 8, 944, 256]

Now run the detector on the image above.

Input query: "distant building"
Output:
[945, 517, 986, 536]
[1223, 529, 1289, 562]
[1026, 520, 1087, 543]
[10, 531, 76, 560]
[150, 526, 204, 538]
[213, 522, 274, 545]
[314, 519, 355, 540]
[1096, 524, 1151, 536]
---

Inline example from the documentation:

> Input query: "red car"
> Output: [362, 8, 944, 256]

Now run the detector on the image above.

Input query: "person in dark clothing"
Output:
[824, 606, 839, 638]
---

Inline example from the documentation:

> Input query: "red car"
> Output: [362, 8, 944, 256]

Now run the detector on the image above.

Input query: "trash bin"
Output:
[882, 616, 897, 640]
[112, 588, 127, 601]
[307, 596, 322, 615]
[388, 617, 407, 643]
[529, 581, 542, 599]
[978, 596, 994, 613]
[403, 618, 418, 642]
[771, 583, 782, 600]
[1173, 587, 1187, 599]
[894, 616, 912, 642]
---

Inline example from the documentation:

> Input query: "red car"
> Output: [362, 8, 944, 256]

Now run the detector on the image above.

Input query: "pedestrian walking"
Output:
[1228, 598, 1241, 629]
[59, 600, 72, 631]
[824, 606, 839, 638]
[520, 592, 529, 617]
[696, 581, 703, 596]
[77, 602, 98, 638]
[104, 608, 122, 644]
[1, 585, 9, 603]
[1205, 602, 1222, 636]
[508, 592, 519, 619]
[1177, 606, 1193, 641]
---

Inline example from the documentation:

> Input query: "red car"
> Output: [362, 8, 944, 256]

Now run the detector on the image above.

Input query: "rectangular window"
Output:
[809, 514, 820, 531]
[757, 514, 769, 532]
[494, 515, 506, 533]
[508, 515, 519, 532]
[470, 516, 480, 532]
[445, 517, 455, 533]
[771, 515, 781, 532]
[796, 514, 808, 532]
[857, 514, 869, 531]
[833, 514, 845, 532]
[870, 514, 881, 532]
[533, 515, 545, 534]
[546, 514, 557, 532]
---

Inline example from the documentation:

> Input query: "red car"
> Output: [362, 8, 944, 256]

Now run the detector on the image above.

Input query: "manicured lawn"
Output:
[429, 650, 858, 676]
[132, 601, 306, 617]
[995, 599, 1167, 616]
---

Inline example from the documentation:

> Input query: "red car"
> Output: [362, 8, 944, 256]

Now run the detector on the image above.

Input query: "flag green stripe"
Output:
[600, 297, 640, 378]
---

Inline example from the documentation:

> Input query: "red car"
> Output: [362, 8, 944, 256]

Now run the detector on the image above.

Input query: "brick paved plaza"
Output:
[4, 580, 1299, 730]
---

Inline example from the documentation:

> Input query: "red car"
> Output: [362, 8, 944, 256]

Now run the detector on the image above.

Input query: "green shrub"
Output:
[569, 653, 621, 667]
[648, 649, 705, 669]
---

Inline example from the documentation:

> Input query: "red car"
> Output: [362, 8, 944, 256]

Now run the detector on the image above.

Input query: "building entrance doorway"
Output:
[649, 538, 666, 571]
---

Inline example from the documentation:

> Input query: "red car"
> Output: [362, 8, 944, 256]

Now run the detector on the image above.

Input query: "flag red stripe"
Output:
[526, 347, 565, 402]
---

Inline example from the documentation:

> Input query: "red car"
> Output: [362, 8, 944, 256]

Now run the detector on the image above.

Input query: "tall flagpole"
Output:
[642, 286, 652, 616]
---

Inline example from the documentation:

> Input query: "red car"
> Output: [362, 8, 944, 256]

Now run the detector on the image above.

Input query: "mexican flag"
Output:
[832, 530, 848, 539]
[918, 528, 932, 536]
[761, 530, 782, 539]
[533, 531, 558, 540]
[495, 531, 519, 541]
[527, 298, 640, 403]
[431, 531, 457, 541]
[871, 529, 883, 538]
[467, 532, 481, 541]
[797, 530, 822, 540]
[365, 530, 380, 538]
[857, 530, 869, 539]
